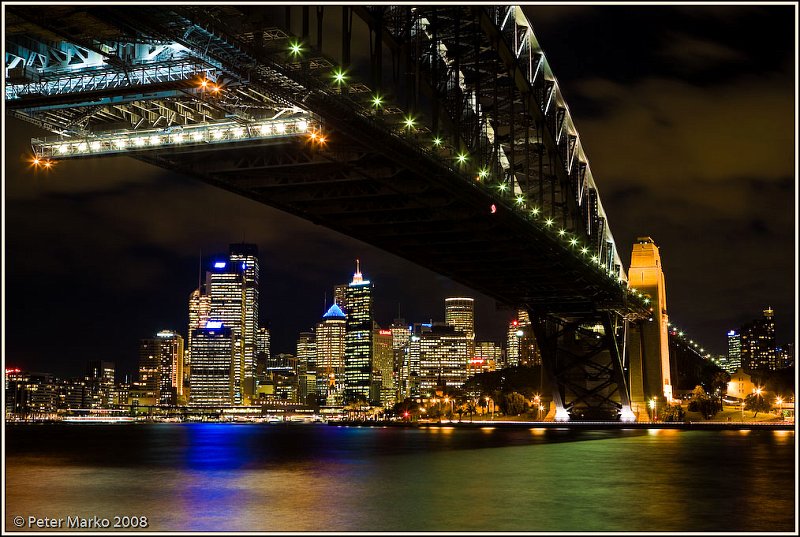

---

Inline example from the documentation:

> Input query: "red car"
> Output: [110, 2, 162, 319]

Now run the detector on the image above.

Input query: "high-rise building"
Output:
[333, 284, 348, 310]
[418, 324, 469, 397]
[138, 331, 184, 406]
[208, 257, 245, 404]
[187, 288, 212, 390]
[137, 339, 160, 399]
[86, 361, 115, 384]
[316, 304, 347, 406]
[726, 330, 741, 373]
[390, 319, 411, 399]
[445, 297, 475, 360]
[373, 327, 395, 406]
[189, 321, 235, 406]
[228, 243, 259, 399]
[505, 310, 532, 367]
[297, 330, 317, 405]
[155, 330, 184, 406]
[344, 260, 374, 403]
[473, 341, 501, 374]
[740, 307, 777, 370]
[256, 326, 271, 385]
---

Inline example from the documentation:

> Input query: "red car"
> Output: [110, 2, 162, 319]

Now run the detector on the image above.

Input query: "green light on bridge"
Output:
[289, 41, 303, 57]
[332, 68, 348, 85]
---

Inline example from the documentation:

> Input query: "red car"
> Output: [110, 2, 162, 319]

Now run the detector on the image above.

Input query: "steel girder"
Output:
[531, 310, 634, 420]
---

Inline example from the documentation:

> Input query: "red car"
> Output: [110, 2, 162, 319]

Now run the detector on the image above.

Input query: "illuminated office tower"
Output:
[505, 309, 531, 367]
[189, 321, 235, 406]
[207, 258, 245, 404]
[726, 330, 741, 373]
[740, 307, 777, 370]
[391, 320, 411, 399]
[228, 243, 259, 399]
[316, 304, 347, 406]
[156, 330, 184, 406]
[373, 327, 395, 406]
[445, 297, 475, 360]
[344, 260, 374, 403]
[187, 288, 212, 395]
[256, 326, 271, 385]
[137, 339, 160, 399]
[296, 330, 317, 404]
[333, 284, 348, 310]
[473, 341, 501, 374]
[138, 331, 184, 406]
[418, 324, 468, 397]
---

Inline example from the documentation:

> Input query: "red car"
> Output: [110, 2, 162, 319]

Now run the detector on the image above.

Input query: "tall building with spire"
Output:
[316, 304, 347, 406]
[344, 260, 374, 403]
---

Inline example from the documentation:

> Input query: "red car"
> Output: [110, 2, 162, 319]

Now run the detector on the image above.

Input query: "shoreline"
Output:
[330, 419, 796, 431]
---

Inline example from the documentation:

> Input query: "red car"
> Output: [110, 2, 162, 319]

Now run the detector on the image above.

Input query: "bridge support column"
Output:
[531, 310, 632, 421]
[627, 237, 673, 420]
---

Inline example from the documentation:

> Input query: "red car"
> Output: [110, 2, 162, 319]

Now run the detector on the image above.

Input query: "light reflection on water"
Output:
[5, 424, 795, 532]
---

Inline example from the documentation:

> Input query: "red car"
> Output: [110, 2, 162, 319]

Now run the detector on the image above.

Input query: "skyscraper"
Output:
[505, 310, 532, 367]
[445, 297, 475, 362]
[391, 319, 411, 399]
[473, 341, 501, 374]
[256, 326, 271, 386]
[228, 243, 259, 399]
[418, 324, 469, 396]
[726, 330, 741, 373]
[138, 331, 184, 406]
[316, 304, 347, 406]
[740, 307, 777, 370]
[373, 327, 395, 406]
[344, 260, 374, 403]
[189, 321, 235, 406]
[187, 288, 212, 386]
[296, 330, 317, 404]
[155, 330, 185, 406]
[207, 255, 246, 404]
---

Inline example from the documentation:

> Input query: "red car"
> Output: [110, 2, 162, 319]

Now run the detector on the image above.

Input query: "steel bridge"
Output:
[6, 5, 658, 420]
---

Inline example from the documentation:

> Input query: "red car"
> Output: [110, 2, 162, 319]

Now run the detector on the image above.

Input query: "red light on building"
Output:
[5, 368, 21, 374]
[378, 330, 392, 336]
[512, 320, 518, 327]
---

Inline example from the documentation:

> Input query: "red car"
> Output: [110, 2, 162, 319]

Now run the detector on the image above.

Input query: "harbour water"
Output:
[5, 424, 795, 532]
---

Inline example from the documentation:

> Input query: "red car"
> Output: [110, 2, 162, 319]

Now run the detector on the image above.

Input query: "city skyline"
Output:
[5, 4, 795, 380]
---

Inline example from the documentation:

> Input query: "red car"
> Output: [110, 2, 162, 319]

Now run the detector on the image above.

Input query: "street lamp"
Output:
[648, 398, 657, 421]
[775, 396, 783, 419]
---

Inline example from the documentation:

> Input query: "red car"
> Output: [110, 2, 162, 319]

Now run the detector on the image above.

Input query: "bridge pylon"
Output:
[531, 310, 635, 422]
[626, 237, 673, 421]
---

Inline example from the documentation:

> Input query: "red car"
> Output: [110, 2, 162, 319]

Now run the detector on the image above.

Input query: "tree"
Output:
[687, 385, 721, 419]
[502, 392, 528, 416]
[465, 401, 478, 423]
[661, 403, 686, 422]
[744, 393, 772, 418]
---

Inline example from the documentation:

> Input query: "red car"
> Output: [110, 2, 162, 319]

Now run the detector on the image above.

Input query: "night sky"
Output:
[4, 5, 796, 380]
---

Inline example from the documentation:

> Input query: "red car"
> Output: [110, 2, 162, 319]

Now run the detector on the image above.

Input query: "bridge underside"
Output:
[6, 4, 653, 420]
